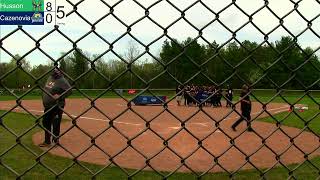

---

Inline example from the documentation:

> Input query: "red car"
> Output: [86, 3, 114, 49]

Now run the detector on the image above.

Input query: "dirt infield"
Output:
[0, 99, 319, 173]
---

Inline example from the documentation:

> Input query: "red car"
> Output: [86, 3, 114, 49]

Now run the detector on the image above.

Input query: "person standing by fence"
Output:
[39, 68, 72, 147]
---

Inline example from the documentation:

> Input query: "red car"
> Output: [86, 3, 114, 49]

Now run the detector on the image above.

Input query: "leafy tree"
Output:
[66, 49, 89, 88]
[30, 64, 52, 86]
[3, 55, 32, 88]
[1, 37, 319, 90]
[160, 38, 207, 85]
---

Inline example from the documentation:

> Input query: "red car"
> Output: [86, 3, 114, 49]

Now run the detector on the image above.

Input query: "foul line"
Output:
[3, 107, 143, 126]
[0, 105, 289, 132]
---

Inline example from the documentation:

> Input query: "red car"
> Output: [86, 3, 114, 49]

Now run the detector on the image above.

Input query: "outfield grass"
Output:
[1, 89, 319, 106]
[0, 103, 319, 179]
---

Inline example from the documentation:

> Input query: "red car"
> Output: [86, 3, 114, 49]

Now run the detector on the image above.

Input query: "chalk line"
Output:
[0, 105, 290, 132]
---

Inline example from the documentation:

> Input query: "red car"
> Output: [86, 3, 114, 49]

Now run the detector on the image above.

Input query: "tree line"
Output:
[0, 36, 319, 90]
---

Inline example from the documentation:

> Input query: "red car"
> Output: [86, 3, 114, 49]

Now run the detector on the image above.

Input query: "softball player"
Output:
[226, 85, 233, 107]
[231, 84, 253, 132]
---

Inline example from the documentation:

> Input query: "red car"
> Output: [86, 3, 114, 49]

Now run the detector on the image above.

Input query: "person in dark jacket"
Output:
[216, 88, 222, 107]
[231, 84, 253, 132]
[211, 86, 218, 107]
[39, 68, 72, 147]
[183, 86, 189, 106]
[226, 85, 233, 107]
[207, 87, 213, 107]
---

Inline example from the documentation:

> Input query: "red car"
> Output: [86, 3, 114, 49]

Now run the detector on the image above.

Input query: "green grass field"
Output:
[0, 92, 319, 179]
[1, 89, 319, 105]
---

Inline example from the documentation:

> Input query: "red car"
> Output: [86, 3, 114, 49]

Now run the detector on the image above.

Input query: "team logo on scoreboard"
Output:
[31, 12, 43, 23]
[32, 0, 42, 12]
[31, 0, 43, 23]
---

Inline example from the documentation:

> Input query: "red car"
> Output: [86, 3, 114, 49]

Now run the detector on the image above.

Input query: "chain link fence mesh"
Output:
[0, 0, 320, 179]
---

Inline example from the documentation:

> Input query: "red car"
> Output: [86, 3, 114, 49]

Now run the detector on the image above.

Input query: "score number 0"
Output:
[45, 2, 65, 24]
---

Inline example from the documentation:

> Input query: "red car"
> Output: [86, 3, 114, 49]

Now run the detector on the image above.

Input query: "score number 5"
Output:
[45, 2, 65, 24]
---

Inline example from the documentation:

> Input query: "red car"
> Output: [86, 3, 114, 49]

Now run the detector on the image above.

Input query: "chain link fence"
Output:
[1, 0, 320, 179]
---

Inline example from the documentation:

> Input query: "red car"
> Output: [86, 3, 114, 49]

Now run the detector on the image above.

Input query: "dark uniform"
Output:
[211, 87, 218, 107]
[207, 88, 213, 106]
[184, 86, 189, 106]
[196, 88, 203, 107]
[189, 89, 196, 106]
[226, 87, 233, 107]
[216, 88, 222, 107]
[40, 69, 72, 146]
[231, 91, 252, 131]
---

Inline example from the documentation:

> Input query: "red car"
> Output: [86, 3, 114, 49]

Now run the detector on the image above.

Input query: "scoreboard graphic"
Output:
[0, 0, 65, 25]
